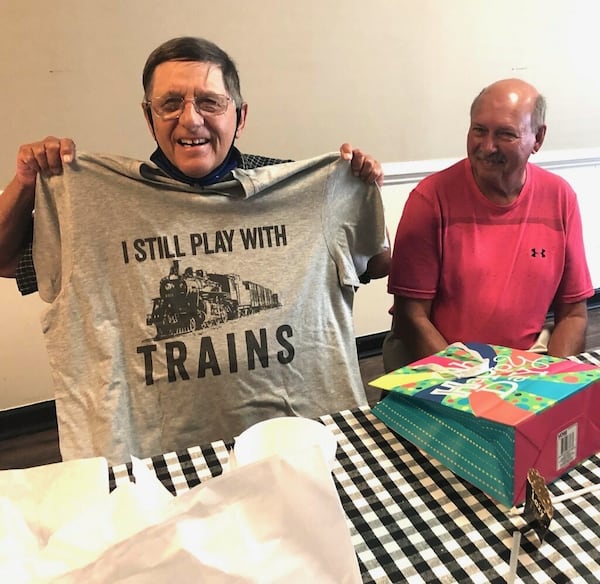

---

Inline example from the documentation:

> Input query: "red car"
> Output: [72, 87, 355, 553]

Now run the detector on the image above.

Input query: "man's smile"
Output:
[178, 137, 210, 147]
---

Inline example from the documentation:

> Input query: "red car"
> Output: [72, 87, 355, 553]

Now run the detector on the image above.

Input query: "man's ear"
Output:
[142, 103, 157, 140]
[235, 102, 248, 139]
[532, 124, 547, 154]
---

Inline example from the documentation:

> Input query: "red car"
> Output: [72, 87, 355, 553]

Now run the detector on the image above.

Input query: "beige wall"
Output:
[2, 1, 600, 410]
[0, 278, 53, 408]
[1, 0, 600, 185]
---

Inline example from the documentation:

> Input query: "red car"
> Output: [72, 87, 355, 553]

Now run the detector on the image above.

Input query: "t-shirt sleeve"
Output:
[32, 175, 64, 303]
[322, 160, 387, 287]
[555, 190, 594, 303]
[387, 187, 440, 299]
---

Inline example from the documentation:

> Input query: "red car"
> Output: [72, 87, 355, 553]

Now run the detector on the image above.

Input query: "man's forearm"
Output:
[0, 177, 35, 277]
[391, 295, 449, 362]
[403, 325, 448, 362]
[392, 315, 448, 362]
[547, 300, 589, 357]
[547, 315, 587, 357]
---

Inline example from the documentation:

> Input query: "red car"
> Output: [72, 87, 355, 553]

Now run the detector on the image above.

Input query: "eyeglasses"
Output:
[143, 93, 232, 120]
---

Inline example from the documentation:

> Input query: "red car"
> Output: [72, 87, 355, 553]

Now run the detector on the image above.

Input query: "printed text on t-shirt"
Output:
[121, 225, 288, 263]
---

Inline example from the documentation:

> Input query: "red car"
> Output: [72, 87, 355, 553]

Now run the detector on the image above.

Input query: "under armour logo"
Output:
[531, 248, 546, 258]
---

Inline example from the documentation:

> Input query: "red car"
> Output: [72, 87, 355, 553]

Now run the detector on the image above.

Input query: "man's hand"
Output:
[339, 143, 384, 187]
[0, 136, 76, 277]
[16, 136, 76, 188]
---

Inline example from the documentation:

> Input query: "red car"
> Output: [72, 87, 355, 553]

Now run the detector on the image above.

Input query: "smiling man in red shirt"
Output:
[384, 78, 592, 371]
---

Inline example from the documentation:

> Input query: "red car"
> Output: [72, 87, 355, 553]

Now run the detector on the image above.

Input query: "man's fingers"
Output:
[39, 138, 64, 175]
[351, 150, 384, 185]
[339, 144, 384, 185]
[339, 142, 353, 160]
[58, 137, 76, 164]
[16, 136, 76, 184]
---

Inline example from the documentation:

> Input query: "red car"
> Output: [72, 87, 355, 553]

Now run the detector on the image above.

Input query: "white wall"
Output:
[0, 279, 53, 409]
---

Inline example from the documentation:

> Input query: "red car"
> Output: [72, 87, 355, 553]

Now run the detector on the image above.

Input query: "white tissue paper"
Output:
[55, 445, 360, 583]
[1, 445, 360, 583]
[0, 457, 110, 582]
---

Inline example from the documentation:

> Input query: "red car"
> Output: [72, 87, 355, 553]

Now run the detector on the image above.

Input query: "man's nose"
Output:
[480, 133, 498, 152]
[179, 100, 205, 127]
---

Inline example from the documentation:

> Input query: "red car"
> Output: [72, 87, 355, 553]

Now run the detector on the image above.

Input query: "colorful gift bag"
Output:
[370, 343, 600, 507]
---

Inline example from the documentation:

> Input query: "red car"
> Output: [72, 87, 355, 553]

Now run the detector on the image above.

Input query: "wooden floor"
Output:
[3, 308, 600, 470]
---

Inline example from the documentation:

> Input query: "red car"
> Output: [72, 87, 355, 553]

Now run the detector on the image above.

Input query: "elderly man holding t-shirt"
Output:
[0, 36, 390, 464]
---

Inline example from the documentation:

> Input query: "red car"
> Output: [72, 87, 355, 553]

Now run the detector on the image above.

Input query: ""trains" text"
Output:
[136, 324, 295, 384]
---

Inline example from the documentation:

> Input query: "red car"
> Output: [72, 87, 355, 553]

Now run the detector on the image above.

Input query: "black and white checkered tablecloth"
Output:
[109, 351, 600, 584]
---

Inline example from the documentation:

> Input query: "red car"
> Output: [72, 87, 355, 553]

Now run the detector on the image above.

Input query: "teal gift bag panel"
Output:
[372, 392, 516, 507]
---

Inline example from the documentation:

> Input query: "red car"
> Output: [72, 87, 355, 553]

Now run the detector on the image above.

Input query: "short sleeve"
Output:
[322, 160, 387, 287]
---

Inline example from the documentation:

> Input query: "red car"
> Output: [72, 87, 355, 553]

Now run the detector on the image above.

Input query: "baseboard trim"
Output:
[356, 331, 386, 359]
[588, 290, 600, 310]
[0, 400, 57, 441]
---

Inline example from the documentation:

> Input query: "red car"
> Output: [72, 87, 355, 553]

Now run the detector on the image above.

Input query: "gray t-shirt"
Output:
[33, 152, 387, 464]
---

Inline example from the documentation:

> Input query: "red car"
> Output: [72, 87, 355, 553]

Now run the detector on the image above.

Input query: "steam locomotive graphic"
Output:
[147, 260, 281, 340]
